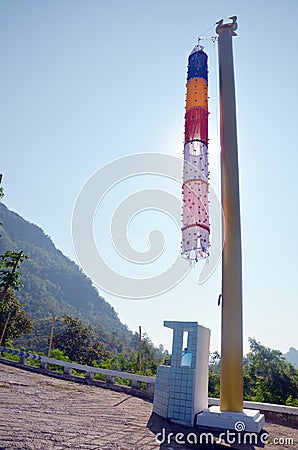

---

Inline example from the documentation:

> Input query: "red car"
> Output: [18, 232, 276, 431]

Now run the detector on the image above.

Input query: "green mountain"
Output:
[0, 203, 137, 353]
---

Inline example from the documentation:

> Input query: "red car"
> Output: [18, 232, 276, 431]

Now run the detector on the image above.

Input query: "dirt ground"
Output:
[0, 363, 297, 450]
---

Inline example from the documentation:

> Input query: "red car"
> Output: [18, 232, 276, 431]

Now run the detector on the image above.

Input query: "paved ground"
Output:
[0, 363, 297, 450]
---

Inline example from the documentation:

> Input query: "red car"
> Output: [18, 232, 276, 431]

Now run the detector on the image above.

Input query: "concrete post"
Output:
[106, 375, 116, 384]
[63, 366, 72, 376]
[41, 361, 48, 370]
[20, 355, 28, 365]
[131, 379, 141, 389]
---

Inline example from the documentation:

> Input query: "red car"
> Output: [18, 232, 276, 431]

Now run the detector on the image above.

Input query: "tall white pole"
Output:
[216, 17, 243, 412]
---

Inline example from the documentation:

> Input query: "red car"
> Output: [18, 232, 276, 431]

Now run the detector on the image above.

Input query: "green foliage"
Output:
[14, 314, 169, 375]
[52, 316, 111, 365]
[285, 395, 298, 407]
[0, 291, 33, 344]
[244, 338, 298, 405]
[208, 371, 220, 397]
[162, 353, 171, 366]
[0, 181, 3, 232]
[139, 333, 165, 374]
[49, 348, 71, 361]
[1, 350, 20, 362]
[96, 335, 168, 377]
[0, 175, 3, 211]
[72, 369, 85, 377]
[46, 348, 71, 372]
[208, 351, 221, 397]
[14, 317, 65, 354]
[207, 342, 298, 405]
[0, 251, 27, 297]
[0, 189, 30, 344]
[26, 357, 41, 367]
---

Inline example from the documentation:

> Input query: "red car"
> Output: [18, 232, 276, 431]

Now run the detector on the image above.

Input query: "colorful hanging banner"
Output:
[182, 46, 210, 261]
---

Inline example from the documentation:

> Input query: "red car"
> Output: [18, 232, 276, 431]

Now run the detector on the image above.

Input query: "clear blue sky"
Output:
[1, 0, 297, 354]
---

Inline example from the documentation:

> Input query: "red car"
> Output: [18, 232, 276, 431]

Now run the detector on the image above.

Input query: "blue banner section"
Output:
[187, 51, 208, 82]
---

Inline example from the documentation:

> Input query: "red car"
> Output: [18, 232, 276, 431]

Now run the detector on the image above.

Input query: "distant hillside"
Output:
[284, 347, 298, 369]
[0, 203, 136, 353]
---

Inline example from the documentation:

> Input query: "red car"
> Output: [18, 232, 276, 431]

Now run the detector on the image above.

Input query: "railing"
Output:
[0, 346, 155, 399]
[1, 346, 298, 425]
[208, 397, 298, 414]
[208, 397, 298, 425]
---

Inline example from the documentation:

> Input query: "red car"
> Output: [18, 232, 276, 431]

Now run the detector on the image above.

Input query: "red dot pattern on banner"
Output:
[182, 48, 210, 261]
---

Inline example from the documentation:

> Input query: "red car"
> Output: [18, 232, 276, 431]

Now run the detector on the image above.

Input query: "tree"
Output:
[0, 177, 27, 304]
[244, 338, 298, 405]
[208, 351, 221, 397]
[0, 175, 4, 234]
[52, 316, 111, 365]
[0, 291, 33, 344]
[207, 343, 298, 405]
[0, 174, 3, 203]
[0, 251, 27, 305]
[0, 178, 31, 346]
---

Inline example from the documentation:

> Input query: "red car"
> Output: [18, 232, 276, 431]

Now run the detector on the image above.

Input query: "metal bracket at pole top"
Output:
[216, 16, 238, 36]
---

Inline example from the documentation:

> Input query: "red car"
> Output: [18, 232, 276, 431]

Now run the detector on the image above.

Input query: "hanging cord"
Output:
[197, 22, 218, 47]
[212, 36, 223, 298]
[212, 33, 221, 174]
[213, 37, 219, 145]
[198, 36, 218, 42]
[197, 22, 217, 41]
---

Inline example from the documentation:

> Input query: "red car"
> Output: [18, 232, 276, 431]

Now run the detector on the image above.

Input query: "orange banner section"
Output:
[186, 78, 208, 112]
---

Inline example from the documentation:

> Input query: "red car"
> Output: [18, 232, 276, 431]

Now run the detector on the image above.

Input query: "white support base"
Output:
[196, 405, 265, 433]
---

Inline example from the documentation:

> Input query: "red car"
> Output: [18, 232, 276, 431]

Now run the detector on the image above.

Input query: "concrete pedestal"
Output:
[196, 405, 265, 433]
[153, 321, 210, 427]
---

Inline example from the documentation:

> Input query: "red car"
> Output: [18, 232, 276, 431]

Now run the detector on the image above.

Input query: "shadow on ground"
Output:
[147, 413, 269, 449]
